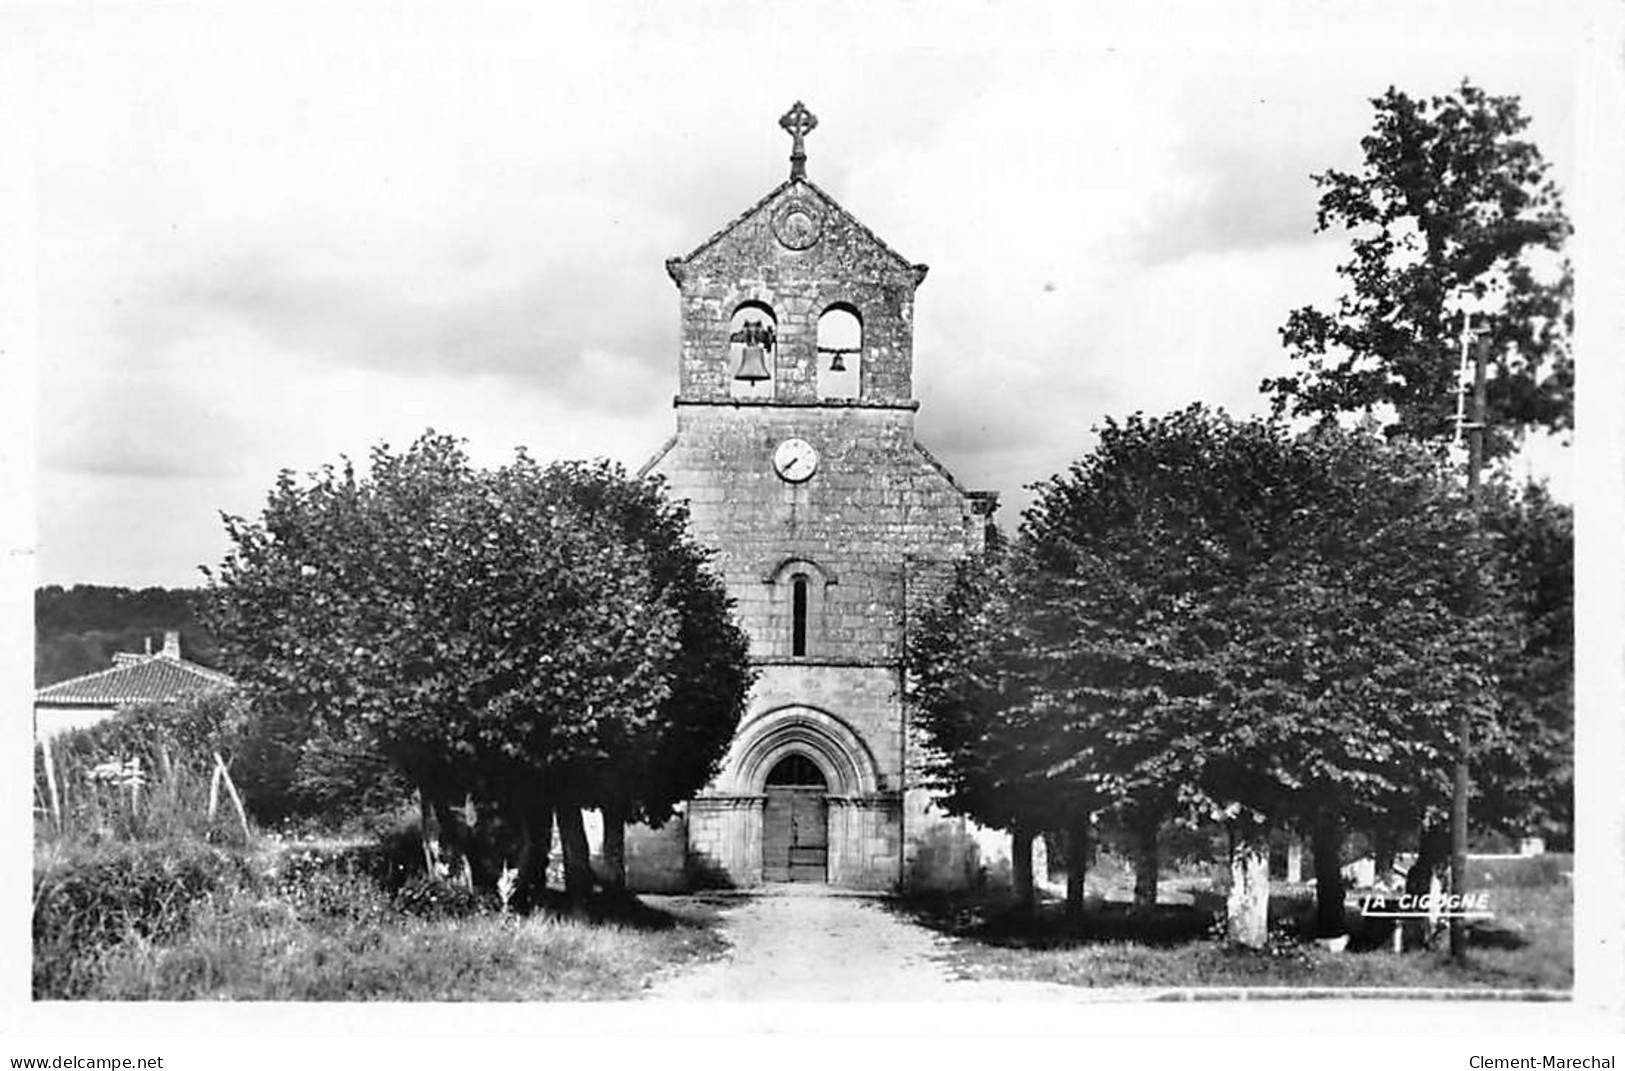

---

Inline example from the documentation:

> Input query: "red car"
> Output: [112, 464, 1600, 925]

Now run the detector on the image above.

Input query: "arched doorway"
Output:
[762, 753, 828, 883]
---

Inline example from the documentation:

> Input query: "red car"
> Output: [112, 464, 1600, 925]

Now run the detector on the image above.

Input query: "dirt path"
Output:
[647, 887, 1077, 1002]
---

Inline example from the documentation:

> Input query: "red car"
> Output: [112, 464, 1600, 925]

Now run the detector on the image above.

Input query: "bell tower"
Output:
[663, 101, 929, 409]
[635, 104, 998, 893]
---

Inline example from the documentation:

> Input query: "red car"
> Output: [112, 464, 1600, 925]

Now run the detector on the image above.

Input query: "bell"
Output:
[735, 345, 771, 382]
[827, 351, 846, 373]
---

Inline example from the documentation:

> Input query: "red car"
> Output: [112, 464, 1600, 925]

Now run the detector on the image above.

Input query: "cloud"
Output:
[1123, 49, 1580, 268]
[26, 6, 1584, 585]
[141, 238, 674, 401]
[1130, 138, 1321, 267]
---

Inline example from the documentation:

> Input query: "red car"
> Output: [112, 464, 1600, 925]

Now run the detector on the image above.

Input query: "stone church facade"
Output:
[626, 104, 1001, 892]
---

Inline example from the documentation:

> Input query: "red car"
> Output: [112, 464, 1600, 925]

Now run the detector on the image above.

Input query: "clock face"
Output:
[772, 438, 820, 483]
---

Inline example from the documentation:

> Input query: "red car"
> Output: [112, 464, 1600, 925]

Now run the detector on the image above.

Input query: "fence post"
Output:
[207, 762, 222, 821]
[39, 734, 62, 833]
[212, 753, 251, 838]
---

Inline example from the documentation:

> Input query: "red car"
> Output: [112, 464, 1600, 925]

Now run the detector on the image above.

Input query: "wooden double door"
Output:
[763, 786, 828, 883]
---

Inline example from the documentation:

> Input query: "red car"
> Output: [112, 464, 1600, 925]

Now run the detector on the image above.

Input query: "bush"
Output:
[1472, 852, 1573, 888]
[33, 838, 256, 998]
[37, 692, 251, 844]
[209, 703, 415, 831]
[33, 828, 432, 996]
[284, 732, 416, 826]
[37, 690, 417, 837]
[392, 875, 491, 920]
[271, 831, 424, 899]
[45, 691, 236, 775]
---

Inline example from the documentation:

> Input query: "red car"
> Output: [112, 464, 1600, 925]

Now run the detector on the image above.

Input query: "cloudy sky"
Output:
[15, 1, 1589, 588]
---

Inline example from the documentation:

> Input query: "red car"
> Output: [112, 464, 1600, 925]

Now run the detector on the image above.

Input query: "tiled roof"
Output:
[35, 655, 235, 708]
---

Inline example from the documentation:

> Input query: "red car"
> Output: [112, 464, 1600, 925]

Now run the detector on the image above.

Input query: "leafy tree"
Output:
[477, 455, 753, 897]
[1264, 81, 1571, 458]
[204, 433, 751, 911]
[1472, 481, 1573, 847]
[916, 406, 1515, 945]
[225, 710, 416, 829]
[906, 556, 1062, 914]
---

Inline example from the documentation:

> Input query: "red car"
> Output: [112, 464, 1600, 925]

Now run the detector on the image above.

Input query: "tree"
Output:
[906, 556, 1060, 915]
[1264, 81, 1571, 458]
[1472, 480, 1573, 847]
[205, 433, 752, 911]
[916, 406, 1514, 946]
[488, 456, 754, 895]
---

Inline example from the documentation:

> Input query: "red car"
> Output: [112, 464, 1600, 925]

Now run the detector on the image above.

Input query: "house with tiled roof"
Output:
[34, 630, 235, 741]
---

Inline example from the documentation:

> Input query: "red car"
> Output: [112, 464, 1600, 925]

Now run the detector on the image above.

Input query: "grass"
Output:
[35, 833, 730, 1001]
[896, 868, 1572, 993]
[84, 887, 728, 1001]
[35, 716, 731, 1001]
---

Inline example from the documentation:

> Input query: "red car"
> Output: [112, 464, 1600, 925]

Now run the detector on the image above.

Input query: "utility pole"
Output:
[1450, 325, 1489, 961]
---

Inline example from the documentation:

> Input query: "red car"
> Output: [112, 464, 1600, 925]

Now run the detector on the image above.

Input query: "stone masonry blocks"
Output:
[634, 161, 997, 893]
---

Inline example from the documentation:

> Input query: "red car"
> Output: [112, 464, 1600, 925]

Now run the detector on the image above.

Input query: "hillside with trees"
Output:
[35, 585, 222, 686]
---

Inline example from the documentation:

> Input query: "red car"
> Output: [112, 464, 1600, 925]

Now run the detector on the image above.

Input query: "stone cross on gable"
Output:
[780, 101, 818, 180]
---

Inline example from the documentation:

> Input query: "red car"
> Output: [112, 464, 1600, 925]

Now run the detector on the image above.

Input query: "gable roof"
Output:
[667, 177, 921, 278]
[35, 654, 235, 708]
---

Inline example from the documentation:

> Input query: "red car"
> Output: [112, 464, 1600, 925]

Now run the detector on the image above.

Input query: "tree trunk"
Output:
[511, 795, 552, 911]
[1311, 812, 1345, 938]
[1404, 823, 1451, 950]
[1011, 824, 1035, 917]
[1065, 813, 1089, 923]
[601, 804, 628, 893]
[1133, 814, 1160, 908]
[556, 803, 595, 914]
[419, 789, 447, 879]
[1226, 819, 1270, 948]
[1284, 839, 1304, 885]
[429, 796, 476, 890]
[1373, 827, 1397, 888]
[430, 794, 506, 892]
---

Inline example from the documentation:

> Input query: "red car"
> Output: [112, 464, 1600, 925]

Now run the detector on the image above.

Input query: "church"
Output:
[624, 103, 1005, 892]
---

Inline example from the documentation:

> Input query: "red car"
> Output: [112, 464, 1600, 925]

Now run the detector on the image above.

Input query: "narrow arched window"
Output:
[791, 574, 809, 656]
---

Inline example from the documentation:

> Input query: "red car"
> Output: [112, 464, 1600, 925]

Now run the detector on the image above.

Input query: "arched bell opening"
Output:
[762, 751, 829, 883]
[728, 301, 778, 401]
[816, 303, 862, 400]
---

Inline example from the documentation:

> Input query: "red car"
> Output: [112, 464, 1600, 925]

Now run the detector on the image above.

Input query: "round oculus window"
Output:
[772, 200, 822, 250]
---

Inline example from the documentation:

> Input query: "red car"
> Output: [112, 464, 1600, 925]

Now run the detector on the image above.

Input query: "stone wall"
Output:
[827, 796, 902, 889]
[648, 404, 982, 666]
[738, 664, 901, 788]
[902, 790, 978, 891]
[635, 162, 998, 893]
[687, 796, 765, 887]
[624, 813, 689, 893]
[668, 178, 925, 406]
